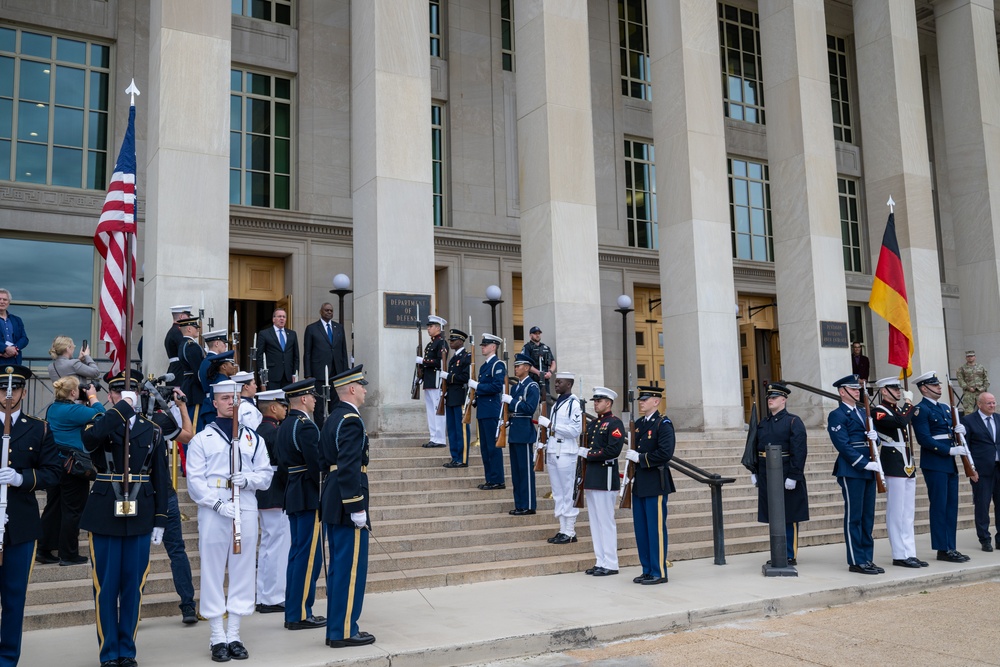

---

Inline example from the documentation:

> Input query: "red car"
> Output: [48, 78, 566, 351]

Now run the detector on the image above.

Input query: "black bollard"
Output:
[762, 443, 797, 577]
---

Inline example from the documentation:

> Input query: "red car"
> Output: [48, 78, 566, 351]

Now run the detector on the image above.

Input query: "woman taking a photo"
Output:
[48, 336, 102, 390]
[37, 376, 105, 566]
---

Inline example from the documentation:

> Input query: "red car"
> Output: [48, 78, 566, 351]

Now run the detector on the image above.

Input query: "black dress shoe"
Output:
[633, 573, 653, 583]
[421, 441, 435, 448]
[547, 532, 563, 543]
[477, 483, 489, 489]
[443, 461, 467, 468]
[59, 555, 89, 566]
[955, 551, 970, 562]
[285, 615, 326, 630]
[551, 533, 577, 544]
[585, 566, 597, 575]
[327, 631, 376, 648]
[937, 550, 966, 563]
[35, 551, 59, 565]
[892, 558, 922, 568]
[210, 643, 231, 662]
[255, 603, 284, 614]
[848, 563, 881, 575]
[869, 562, 885, 574]
[119, 658, 138, 667]
[592, 567, 618, 576]
[641, 576, 667, 585]
[916, 558, 929, 567]
[981, 541, 994, 552]
[481, 482, 506, 490]
[100, 661, 120, 667]
[508, 508, 536, 516]
[429, 442, 446, 448]
[227, 641, 249, 660]
[181, 605, 199, 624]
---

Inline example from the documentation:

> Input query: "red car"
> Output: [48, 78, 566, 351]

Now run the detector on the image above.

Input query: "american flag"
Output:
[94, 103, 138, 375]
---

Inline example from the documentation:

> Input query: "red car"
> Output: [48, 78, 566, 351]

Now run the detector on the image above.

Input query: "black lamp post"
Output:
[616, 294, 634, 411]
[483, 285, 503, 336]
[329, 273, 353, 328]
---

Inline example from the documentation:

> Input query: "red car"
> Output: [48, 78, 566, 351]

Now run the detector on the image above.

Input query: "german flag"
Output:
[869, 212, 913, 375]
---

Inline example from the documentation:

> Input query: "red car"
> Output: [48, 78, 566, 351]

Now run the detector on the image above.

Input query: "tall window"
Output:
[432, 104, 445, 227]
[230, 69, 292, 209]
[729, 157, 772, 262]
[625, 139, 657, 249]
[828, 35, 853, 143]
[232, 0, 292, 25]
[430, 0, 442, 57]
[839, 177, 862, 272]
[2, 237, 97, 365]
[0, 26, 111, 189]
[619, 0, 651, 101]
[501, 0, 515, 72]
[718, 3, 765, 124]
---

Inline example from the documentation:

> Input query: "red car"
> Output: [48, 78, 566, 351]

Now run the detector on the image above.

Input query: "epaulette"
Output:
[661, 415, 672, 424]
[22, 413, 45, 424]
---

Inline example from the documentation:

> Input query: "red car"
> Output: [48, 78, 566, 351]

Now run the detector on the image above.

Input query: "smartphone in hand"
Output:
[81, 339, 89, 355]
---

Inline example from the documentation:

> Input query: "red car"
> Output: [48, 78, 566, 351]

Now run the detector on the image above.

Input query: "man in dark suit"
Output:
[962, 392, 1000, 552]
[303, 303, 348, 428]
[256, 308, 299, 390]
[850, 342, 870, 382]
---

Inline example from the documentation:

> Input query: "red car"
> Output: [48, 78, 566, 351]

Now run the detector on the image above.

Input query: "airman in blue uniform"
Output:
[469, 334, 506, 489]
[506, 353, 539, 515]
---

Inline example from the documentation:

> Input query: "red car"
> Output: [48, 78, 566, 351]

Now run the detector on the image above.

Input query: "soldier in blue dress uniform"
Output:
[80, 369, 170, 667]
[753, 382, 808, 565]
[506, 353, 539, 515]
[321, 365, 375, 648]
[827, 374, 884, 574]
[625, 384, 675, 584]
[468, 334, 507, 490]
[177, 316, 205, 425]
[441, 329, 472, 468]
[911, 370, 971, 563]
[0, 364, 61, 666]
[275, 378, 326, 630]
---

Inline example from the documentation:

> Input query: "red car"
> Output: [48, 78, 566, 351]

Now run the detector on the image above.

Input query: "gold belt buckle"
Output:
[115, 500, 138, 517]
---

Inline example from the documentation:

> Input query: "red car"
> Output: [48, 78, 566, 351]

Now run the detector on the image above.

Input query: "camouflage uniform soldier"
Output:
[957, 350, 990, 414]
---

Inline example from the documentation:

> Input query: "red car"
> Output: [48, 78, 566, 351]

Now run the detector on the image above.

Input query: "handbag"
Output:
[60, 446, 97, 481]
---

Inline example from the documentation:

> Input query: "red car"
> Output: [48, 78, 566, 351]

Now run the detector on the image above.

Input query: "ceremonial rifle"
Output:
[946, 376, 979, 482]
[230, 314, 243, 554]
[860, 380, 887, 493]
[496, 372, 509, 449]
[0, 374, 12, 564]
[462, 316, 475, 425]
[534, 395, 548, 472]
[572, 388, 589, 509]
[435, 346, 448, 416]
[620, 378, 637, 509]
[411, 306, 423, 400]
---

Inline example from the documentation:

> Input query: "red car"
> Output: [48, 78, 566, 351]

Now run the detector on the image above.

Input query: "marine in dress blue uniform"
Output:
[442, 330, 472, 468]
[470, 334, 507, 489]
[753, 382, 808, 564]
[321, 366, 375, 648]
[506, 353, 539, 514]
[827, 374, 883, 574]
[0, 365, 61, 666]
[275, 379, 326, 629]
[582, 387, 624, 576]
[419, 316, 449, 448]
[80, 370, 170, 667]
[911, 371, 971, 563]
[625, 385, 675, 584]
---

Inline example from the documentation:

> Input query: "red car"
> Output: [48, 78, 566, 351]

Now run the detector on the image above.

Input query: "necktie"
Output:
[326, 322, 333, 344]
[855, 408, 865, 425]
[988, 415, 995, 442]
[278, 329, 286, 351]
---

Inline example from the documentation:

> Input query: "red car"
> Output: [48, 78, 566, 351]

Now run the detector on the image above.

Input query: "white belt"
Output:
[168, 357, 179, 363]
[932, 434, 951, 440]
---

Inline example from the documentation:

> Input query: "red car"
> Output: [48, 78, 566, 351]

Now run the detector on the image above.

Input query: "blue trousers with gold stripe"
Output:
[0, 540, 35, 666]
[325, 524, 368, 642]
[285, 509, 323, 623]
[509, 442, 537, 511]
[445, 405, 470, 464]
[632, 495, 669, 579]
[786, 522, 798, 561]
[89, 534, 151, 664]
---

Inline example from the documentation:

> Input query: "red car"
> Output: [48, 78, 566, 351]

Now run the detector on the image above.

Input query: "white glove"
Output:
[866, 429, 878, 442]
[439, 371, 449, 381]
[577, 447, 590, 458]
[784, 478, 796, 490]
[953, 423, 967, 436]
[949, 446, 969, 457]
[903, 390, 914, 402]
[0, 468, 23, 486]
[467, 379, 479, 390]
[231, 471, 248, 488]
[625, 449, 639, 463]
[120, 391, 137, 407]
[151, 527, 165, 545]
[535, 442, 545, 453]
[750, 473, 757, 486]
[537, 415, 550, 428]
[351, 511, 367, 528]
[864, 461, 883, 474]
[501, 393, 513, 404]
[416, 356, 425, 365]
[213, 500, 237, 519]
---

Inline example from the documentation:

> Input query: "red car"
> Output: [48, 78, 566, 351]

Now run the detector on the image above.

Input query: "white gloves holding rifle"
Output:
[577, 447, 590, 459]
[864, 461, 883, 474]
[625, 449, 639, 463]
[467, 380, 478, 391]
[537, 415, 550, 428]
[953, 423, 967, 436]
[213, 500, 237, 519]
[230, 471, 248, 489]
[0, 468, 23, 486]
[784, 478, 796, 490]
[950, 445, 970, 457]
[151, 527, 164, 545]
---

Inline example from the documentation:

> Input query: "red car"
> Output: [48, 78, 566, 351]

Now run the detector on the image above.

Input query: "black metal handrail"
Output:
[784, 380, 840, 401]
[668, 456, 736, 565]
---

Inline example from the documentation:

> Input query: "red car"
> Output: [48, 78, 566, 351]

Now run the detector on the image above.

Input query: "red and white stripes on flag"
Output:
[94, 104, 138, 376]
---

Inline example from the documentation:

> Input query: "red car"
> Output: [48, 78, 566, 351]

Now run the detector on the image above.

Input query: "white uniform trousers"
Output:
[546, 451, 580, 536]
[423, 387, 447, 444]
[256, 508, 291, 606]
[885, 475, 917, 559]
[584, 489, 618, 570]
[198, 505, 259, 619]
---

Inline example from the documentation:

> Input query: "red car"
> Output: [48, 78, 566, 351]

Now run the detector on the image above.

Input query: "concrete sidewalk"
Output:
[22, 528, 1000, 667]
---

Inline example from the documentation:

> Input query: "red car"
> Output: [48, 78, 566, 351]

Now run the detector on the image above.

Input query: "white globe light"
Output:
[486, 285, 502, 301]
[332, 273, 351, 290]
[617, 294, 633, 310]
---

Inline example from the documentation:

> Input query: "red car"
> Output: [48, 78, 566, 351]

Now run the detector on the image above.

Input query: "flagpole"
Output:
[120, 79, 140, 504]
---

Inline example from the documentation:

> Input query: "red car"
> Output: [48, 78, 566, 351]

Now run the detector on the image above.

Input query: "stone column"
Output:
[351, 0, 435, 433]
[647, 1, 744, 430]
[144, 0, 231, 376]
[759, 0, 850, 425]
[854, 0, 946, 380]
[514, 0, 604, 394]
[934, 0, 1000, 378]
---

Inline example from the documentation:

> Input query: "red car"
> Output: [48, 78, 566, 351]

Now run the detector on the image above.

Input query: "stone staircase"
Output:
[23, 430, 975, 630]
